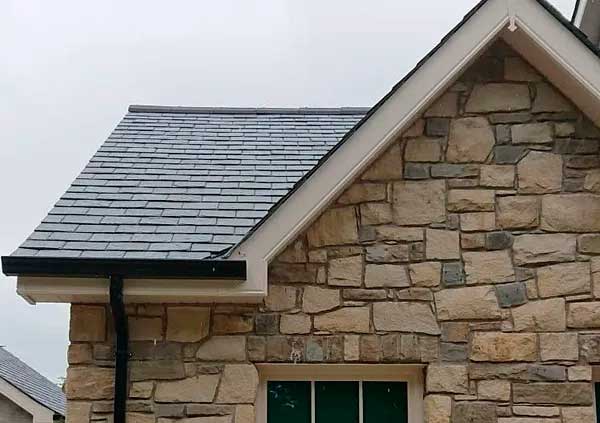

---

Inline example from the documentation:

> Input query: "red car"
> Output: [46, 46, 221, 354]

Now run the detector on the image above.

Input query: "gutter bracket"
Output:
[109, 275, 128, 423]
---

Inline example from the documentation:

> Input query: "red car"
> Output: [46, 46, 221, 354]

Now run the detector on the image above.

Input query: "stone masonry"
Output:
[66, 41, 600, 423]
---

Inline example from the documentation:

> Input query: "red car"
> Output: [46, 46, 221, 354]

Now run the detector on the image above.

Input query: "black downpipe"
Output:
[109, 275, 128, 423]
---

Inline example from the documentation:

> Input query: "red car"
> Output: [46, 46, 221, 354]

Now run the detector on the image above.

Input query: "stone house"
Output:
[3, 0, 600, 422]
[0, 347, 66, 423]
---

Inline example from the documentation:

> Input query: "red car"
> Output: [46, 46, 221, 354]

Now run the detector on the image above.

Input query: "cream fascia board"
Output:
[230, 0, 510, 291]
[17, 276, 262, 304]
[0, 378, 56, 423]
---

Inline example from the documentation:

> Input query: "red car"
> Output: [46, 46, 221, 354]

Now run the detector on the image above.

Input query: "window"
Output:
[267, 380, 407, 423]
[257, 365, 423, 423]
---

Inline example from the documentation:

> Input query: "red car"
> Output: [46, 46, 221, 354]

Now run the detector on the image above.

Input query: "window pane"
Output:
[595, 382, 600, 423]
[267, 381, 311, 423]
[363, 382, 408, 423]
[315, 381, 359, 423]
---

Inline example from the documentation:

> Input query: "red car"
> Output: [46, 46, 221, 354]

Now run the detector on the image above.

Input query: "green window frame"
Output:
[267, 380, 408, 423]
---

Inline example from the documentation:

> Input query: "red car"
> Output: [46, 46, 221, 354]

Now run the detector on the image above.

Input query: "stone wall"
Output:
[65, 41, 600, 423]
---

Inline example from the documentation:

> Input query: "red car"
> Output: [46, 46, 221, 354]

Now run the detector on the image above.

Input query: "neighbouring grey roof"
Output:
[0, 347, 66, 415]
[12, 106, 367, 259]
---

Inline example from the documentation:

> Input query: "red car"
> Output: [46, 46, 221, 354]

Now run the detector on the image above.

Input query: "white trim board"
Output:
[229, 0, 600, 299]
[0, 378, 56, 423]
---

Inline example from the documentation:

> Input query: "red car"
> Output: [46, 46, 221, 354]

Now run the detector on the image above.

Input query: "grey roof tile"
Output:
[13, 107, 367, 258]
[0, 348, 66, 415]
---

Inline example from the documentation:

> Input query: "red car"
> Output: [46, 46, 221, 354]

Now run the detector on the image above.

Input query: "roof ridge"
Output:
[128, 104, 371, 115]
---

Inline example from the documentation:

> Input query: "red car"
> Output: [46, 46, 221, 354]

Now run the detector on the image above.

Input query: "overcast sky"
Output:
[1, 0, 575, 382]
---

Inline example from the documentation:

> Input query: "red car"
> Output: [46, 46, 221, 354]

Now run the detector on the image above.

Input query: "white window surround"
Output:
[16, 0, 600, 304]
[255, 364, 424, 423]
[0, 378, 56, 423]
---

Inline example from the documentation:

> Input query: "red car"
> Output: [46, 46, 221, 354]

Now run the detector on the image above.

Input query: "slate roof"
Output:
[11, 106, 368, 259]
[0, 347, 66, 415]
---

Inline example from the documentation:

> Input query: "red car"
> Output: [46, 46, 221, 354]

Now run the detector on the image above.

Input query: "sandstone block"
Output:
[130, 381, 154, 399]
[338, 183, 386, 205]
[362, 142, 404, 181]
[532, 82, 573, 113]
[578, 234, 600, 254]
[313, 307, 370, 333]
[302, 286, 340, 313]
[435, 286, 502, 320]
[562, 407, 595, 423]
[478, 379, 511, 401]
[568, 366, 592, 381]
[365, 264, 410, 288]
[441, 322, 469, 343]
[481, 165, 515, 188]
[513, 383, 592, 405]
[264, 285, 298, 311]
[393, 180, 446, 225]
[511, 122, 553, 144]
[466, 83, 531, 113]
[373, 302, 440, 335]
[512, 406, 560, 417]
[235, 405, 255, 423]
[280, 314, 311, 334]
[366, 244, 409, 263]
[567, 302, 600, 328]
[539, 333, 578, 361]
[513, 234, 576, 265]
[360, 202, 392, 225]
[166, 307, 210, 343]
[497, 196, 539, 229]
[584, 170, 600, 193]
[155, 375, 220, 403]
[463, 250, 515, 284]
[66, 366, 114, 400]
[66, 402, 92, 422]
[307, 207, 358, 247]
[512, 298, 566, 332]
[453, 402, 498, 423]
[130, 360, 185, 382]
[129, 317, 163, 341]
[448, 189, 495, 212]
[405, 137, 442, 162]
[344, 335, 360, 361]
[470, 332, 537, 362]
[216, 365, 259, 404]
[541, 194, 600, 232]
[409, 262, 441, 287]
[68, 344, 92, 364]
[196, 336, 246, 361]
[424, 395, 451, 423]
[537, 262, 591, 298]
[426, 364, 468, 393]
[328, 255, 362, 287]
[70, 305, 106, 342]
[447, 117, 495, 163]
[372, 226, 423, 242]
[426, 229, 460, 259]
[442, 262, 465, 286]
[425, 92, 458, 117]
[461, 212, 496, 232]
[517, 152, 563, 194]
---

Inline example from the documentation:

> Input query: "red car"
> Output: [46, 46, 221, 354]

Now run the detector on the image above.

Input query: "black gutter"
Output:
[1, 256, 246, 279]
[109, 275, 128, 423]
